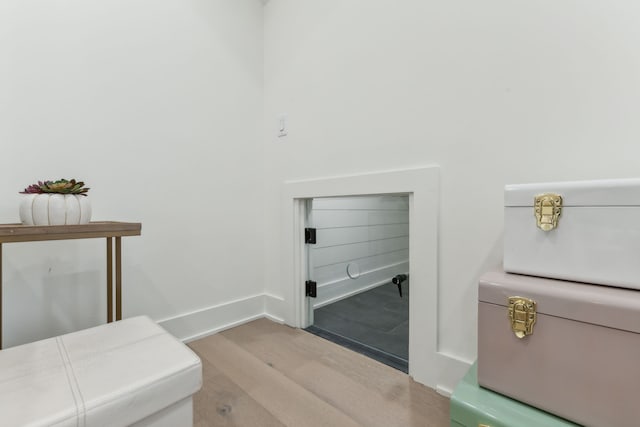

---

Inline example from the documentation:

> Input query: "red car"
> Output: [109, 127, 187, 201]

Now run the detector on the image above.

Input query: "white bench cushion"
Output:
[0, 338, 78, 426]
[0, 316, 202, 427]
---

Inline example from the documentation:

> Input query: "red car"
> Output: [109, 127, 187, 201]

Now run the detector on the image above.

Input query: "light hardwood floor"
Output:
[189, 318, 449, 427]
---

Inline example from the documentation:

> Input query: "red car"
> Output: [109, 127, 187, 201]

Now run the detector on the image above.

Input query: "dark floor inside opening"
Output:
[305, 281, 409, 373]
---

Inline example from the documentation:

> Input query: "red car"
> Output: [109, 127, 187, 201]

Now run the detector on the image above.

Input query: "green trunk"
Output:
[450, 362, 581, 427]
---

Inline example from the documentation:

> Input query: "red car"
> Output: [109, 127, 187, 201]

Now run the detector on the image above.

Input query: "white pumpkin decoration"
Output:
[20, 194, 91, 226]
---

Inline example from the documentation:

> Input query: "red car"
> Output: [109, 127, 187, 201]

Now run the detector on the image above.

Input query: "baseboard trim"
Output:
[314, 279, 387, 309]
[435, 351, 473, 397]
[158, 294, 265, 343]
[156, 291, 472, 397]
[263, 313, 285, 324]
[178, 313, 266, 344]
[313, 263, 409, 309]
[264, 293, 286, 322]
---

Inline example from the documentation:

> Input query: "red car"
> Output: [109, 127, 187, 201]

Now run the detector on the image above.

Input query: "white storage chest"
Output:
[504, 178, 640, 289]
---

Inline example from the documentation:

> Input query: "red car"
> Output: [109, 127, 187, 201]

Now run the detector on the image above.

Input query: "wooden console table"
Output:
[0, 221, 141, 349]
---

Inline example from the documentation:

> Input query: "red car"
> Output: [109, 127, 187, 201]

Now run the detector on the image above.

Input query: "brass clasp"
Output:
[534, 193, 562, 231]
[508, 297, 537, 339]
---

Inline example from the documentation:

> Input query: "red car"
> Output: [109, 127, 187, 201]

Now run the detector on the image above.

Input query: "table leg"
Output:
[116, 237, 122, 321]
[0, 243, 3, 350]
[107, 238, 113, 323]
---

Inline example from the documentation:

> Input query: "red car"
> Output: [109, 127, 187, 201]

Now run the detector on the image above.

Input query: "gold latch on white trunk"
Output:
[508, 297, 537, 339]
[534, 193, 562, 231]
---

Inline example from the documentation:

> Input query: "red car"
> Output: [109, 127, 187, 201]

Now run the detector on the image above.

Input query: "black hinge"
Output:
[305, 280, 317, 298]
[305, 228, 317, 244]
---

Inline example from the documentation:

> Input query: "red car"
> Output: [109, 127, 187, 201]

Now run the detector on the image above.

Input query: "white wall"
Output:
[0, 0, 265, 346]
[309, 195, 409, 308]
[4, 0, 640, 392]
[263, 0, 640, 391]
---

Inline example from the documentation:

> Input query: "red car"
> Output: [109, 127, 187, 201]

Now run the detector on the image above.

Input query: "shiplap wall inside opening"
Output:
[309, 194, 409, 308]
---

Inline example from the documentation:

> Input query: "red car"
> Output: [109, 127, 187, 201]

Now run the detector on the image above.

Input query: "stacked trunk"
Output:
[474, 178, 640, 427]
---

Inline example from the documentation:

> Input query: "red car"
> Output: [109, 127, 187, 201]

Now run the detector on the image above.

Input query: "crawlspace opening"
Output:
[303, 194, 409, 372]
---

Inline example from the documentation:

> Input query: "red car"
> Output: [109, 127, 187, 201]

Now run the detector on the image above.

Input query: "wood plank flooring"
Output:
[189, 318, 449, 427]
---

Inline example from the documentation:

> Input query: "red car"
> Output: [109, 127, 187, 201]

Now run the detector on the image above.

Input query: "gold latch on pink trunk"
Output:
[534, 193, 562, 231]
[508, 296, 537, 339]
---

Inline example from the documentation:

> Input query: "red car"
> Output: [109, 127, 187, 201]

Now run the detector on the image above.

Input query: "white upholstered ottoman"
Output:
[0, 316, 202, 427]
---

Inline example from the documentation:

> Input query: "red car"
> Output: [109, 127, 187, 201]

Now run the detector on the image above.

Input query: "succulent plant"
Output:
[20, 179, 90, 196]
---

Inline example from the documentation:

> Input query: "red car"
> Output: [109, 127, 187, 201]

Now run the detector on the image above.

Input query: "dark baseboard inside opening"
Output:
[305, 325, 408, 374]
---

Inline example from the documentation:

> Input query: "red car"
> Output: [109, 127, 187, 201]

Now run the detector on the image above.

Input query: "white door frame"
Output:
[281, 166, 439, 387]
